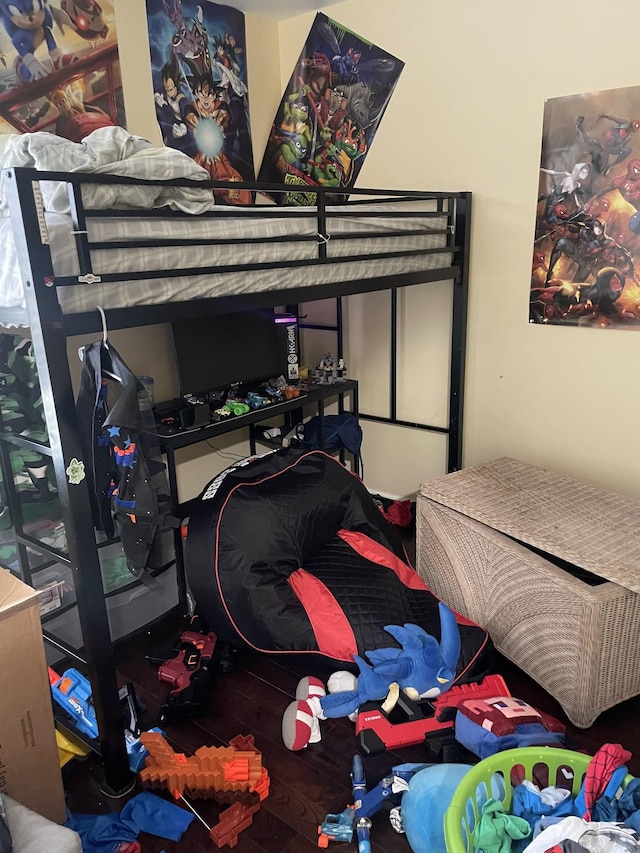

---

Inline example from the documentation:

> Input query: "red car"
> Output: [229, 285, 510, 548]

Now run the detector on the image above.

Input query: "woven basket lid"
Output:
[419, 456, 640, 593]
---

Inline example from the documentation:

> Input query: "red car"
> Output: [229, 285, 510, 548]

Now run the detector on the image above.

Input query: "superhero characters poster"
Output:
[0, 0, 124, 139]
[257, 13, 403, 206]
[531, 85, 640, 330]
[145, 0, 254, 205]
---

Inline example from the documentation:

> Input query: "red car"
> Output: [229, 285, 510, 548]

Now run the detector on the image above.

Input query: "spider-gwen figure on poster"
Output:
[282, 602, 461, 750]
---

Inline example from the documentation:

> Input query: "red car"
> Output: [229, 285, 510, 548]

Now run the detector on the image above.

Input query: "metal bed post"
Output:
[3, 169, 133, 795]
[448, 193, 472, 473]
[166, 444, 189, 614]
[351, 191, 471, 474]
[389, 288, 398, 423]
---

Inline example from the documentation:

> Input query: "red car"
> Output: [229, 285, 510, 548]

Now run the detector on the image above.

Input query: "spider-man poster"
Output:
[0, 1, 124, 139]
[145, 0, 254, 205]
[531, 85, 640, 329]
[257, 13, 403, 206]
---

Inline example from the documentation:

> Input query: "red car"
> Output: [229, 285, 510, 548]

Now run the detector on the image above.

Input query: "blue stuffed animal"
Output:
[282, 602, 461, 750]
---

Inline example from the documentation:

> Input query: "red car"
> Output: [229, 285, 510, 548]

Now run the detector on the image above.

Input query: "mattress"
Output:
[0, 199, 452, 324]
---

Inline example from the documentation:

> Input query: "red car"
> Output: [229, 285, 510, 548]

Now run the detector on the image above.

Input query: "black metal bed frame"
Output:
[0, 167, 471, 793]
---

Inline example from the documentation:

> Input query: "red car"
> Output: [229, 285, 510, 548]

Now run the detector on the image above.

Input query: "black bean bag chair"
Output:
[186, 448, 493, 681]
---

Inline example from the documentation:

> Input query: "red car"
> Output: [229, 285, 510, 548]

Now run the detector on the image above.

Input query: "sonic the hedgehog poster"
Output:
[0, 0, 125, 139]
[257, 13, 403, 206]
[531, 85, 640, 330]
[145, 0, 254, 205]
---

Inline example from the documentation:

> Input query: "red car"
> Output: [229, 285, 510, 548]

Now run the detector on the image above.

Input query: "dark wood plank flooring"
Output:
[62, 561, 640, 852]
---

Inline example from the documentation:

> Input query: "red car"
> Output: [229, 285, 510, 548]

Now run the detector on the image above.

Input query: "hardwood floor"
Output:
[62, 564, 640, 852]
[66, 611, 449, 853]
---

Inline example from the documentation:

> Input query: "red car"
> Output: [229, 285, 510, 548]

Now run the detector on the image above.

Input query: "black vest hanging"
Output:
[76, 340, 177, 576]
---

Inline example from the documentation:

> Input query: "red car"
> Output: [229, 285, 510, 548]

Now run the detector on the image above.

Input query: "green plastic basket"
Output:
[443, 747, 634, 853]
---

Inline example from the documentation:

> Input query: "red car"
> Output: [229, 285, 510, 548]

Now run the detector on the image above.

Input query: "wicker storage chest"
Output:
[416, 457, 640, 728]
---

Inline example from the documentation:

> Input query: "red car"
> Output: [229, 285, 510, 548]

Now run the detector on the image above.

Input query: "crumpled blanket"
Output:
[0, 126, 216, 215]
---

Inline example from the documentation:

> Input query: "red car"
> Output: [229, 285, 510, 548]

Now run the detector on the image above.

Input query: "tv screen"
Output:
[171, 309, 287, 398]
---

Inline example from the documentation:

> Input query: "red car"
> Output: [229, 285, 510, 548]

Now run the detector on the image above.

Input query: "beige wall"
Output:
[110, 0, 640, 502]
[276, 1, 640, 501]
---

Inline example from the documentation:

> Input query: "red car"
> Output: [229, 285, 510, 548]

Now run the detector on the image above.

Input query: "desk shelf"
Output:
[154, 380, 358, 450]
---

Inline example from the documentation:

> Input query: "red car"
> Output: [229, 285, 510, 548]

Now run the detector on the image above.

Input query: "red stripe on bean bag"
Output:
[288, 568, 358, 660]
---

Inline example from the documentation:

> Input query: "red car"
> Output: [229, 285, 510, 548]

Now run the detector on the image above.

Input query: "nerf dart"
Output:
[174, 790, 211, 831]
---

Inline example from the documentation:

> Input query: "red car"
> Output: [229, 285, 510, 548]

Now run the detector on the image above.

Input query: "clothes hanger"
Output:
[97, 305, 109, 350]
[96, 305, 124, 383]
[77, 306, 123, 383]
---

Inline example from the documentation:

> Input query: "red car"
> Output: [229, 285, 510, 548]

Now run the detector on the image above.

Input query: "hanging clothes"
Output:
[77, 341, 114, 537]
[76, 340, 177, 576]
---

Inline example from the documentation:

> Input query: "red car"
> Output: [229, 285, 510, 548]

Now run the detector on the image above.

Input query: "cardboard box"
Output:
[0, 569, 66, 823]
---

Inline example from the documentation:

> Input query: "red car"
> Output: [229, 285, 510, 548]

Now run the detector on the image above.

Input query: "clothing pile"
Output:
[473, 744, 640, 853]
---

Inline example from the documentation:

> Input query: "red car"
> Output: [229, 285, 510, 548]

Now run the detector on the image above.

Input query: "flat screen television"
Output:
[171, 308, 289, 398]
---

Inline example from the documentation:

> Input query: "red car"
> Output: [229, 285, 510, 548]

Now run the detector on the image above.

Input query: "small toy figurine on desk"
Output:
[318, 352, 334, 382]
[314, 353, 348, 383]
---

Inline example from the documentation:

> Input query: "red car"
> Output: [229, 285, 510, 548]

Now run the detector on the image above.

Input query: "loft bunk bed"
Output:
[0, 151, 471, 794]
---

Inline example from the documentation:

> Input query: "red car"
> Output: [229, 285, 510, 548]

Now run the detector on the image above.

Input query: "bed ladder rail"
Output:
[1, 165, 134, 796]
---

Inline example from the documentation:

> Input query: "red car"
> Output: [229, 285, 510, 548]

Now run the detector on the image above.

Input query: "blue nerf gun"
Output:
[318, 755, 430, 851]
[125, 726, 165, 773]
[48, 666, 99, 740]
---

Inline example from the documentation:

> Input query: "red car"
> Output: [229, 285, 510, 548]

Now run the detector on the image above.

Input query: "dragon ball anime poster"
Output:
[0, 0, 124, 138]
[145, 0, 254, 205]
[257, 13, 404, 206]
[531, 85, 640, 330]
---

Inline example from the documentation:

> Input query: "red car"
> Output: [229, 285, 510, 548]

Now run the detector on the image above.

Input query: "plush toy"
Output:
[282, 602, 461, 751]
[454, 695, 565, 759]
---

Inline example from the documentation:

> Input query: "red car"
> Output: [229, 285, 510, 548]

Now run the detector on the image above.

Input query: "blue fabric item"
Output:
[622, 809, 640, 833]
[120, 793, 194, 841]
[592, 776, 640, 831]
[302, 413, 363, 458]
[574, 764, 629, 819]
[455, 714, 565, 760]
[66, 792, 195, 853]
[512, 783, 573, 833]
